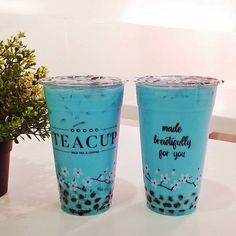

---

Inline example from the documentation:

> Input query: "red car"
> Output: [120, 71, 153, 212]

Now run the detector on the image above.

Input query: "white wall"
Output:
[0, 1, 236, 81]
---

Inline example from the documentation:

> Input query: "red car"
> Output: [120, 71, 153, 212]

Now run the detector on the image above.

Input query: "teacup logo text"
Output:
[153, 123, 192, 160]
[51, 128, 117, 155]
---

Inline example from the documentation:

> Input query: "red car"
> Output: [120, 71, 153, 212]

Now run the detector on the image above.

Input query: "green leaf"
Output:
[0, 32, 49, 143]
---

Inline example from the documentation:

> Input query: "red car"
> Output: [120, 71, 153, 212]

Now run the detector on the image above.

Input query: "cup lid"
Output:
[135, 75, 222, 87]
[40, 75, 125, 87]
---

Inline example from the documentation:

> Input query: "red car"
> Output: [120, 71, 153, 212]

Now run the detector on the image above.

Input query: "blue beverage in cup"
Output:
[41, 76, 124, 216]
[136, 76, 220, 216]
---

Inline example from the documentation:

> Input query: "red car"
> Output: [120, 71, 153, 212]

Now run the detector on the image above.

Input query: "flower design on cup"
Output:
[69, 180, 78, 191]
[56, 166, 115, 216]
[73, 168, 83, 178]
[160, 174, 170, 184]
[106, 172, 114, 182]
[144, 164, 149, 173]
[151, 178, 158, 188]
[179, 174, 190, 183]
[171, 181, 181, 191]
[61, 167, 69, 177]
[143, 163, 201, 192]
[83, 177, 93, 187]
[171, 169, 176, 176]
[58, 175, 65, 185]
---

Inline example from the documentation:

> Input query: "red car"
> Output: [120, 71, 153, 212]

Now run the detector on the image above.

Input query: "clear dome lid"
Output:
[40, 75, 125, 87]
[135, 75, 222, 87]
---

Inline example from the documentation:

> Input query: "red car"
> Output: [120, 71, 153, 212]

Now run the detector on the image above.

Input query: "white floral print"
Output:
[144, 164, 149, 173]
[58, 176, 65, 185]
[83, 177, 93, 187]
[69, 180, 78, 191]
[171, 181, 181, 191]
[73, 168, 83, 178]
[61, 167, 69, 177]
[160, 174, 170, 184]
[151, 178, 158, 188]
[179, 174, 190, 182]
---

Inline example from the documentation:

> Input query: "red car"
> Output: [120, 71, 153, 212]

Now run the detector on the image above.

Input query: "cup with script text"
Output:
[41, 75, 124, 216]
[136, 76, 221, 216]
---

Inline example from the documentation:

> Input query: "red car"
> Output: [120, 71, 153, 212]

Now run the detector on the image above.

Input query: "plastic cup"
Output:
[41, 75, 124, 216]
[136, 75, 221, 216]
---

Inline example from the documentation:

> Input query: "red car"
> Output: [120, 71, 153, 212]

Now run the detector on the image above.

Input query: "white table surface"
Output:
[0, 124, 236, 236]
[122, 79, 236, 135]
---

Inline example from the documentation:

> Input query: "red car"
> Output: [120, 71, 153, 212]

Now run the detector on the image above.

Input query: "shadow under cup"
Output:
[136, 76, 221, 216]
[41, 76, 124, 216]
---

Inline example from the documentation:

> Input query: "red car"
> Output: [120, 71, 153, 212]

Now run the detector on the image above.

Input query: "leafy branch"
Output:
[0, 32, 49, 143]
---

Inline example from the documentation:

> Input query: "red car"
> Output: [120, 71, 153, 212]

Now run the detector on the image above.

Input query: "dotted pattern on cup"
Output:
[59, 181, 113, 216]
[145, 186, 198, 216]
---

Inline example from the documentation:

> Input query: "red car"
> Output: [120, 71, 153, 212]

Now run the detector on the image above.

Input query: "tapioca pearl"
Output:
[191, 192, 197, 196]
[147, 195, 152, 203]
[179, 209, 186, 213]
[89, 129, 93, 132]
[90, 192, 96, 198]
[63, 190, 69, 197]
[93, 204, 100, 210]
[189, 204, 194, 209]
[154, 198, 161, 205]
[150, 205, 156, 209]
[77, 211, 83, 216]
[145, 186, 147, 191]
[178, 195, 184, 200]
[174, 202, 181, 209]
[194, 196, 198, 202]
[104, 199, 110, 205]
[69, 208, 76, 214]
[94, 197, 101, 203]
[99, 205, 107, 211]
[63, 198, 68, 205]
[77, 210, 92, 216]
[71, 197, 77, 202]
[159, 195, 164, 201]
[149, 190, 155, 196]
[85, 199, 92, 205]
[76, 204, 82, 209]
[163, 203, 172, 208]
[83, 129, 87, 133]
[95, 128, 99, 132]
[158, 208, 164, 213]
[184, 200, 189, 205]
[168, 196, 173, 202]
[79, 194, 85, 200]
[168, 210, 174, 214]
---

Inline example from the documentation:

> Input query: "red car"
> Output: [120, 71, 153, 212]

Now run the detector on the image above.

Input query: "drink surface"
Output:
[136, 76, 219, 216]
[43, 76, 124, 215]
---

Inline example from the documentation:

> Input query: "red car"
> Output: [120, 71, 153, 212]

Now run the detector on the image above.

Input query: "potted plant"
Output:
[0, 32, 49, 197]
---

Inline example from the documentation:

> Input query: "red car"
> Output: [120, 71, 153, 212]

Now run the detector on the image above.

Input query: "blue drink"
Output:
[136, 76, 220, 216]
[42, 76, 124, 216]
